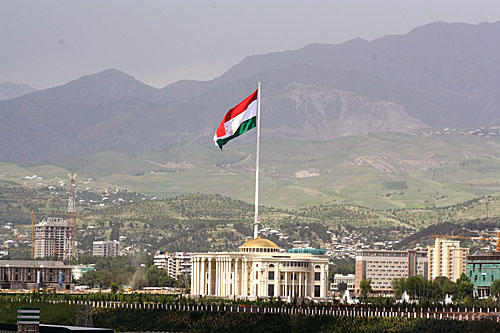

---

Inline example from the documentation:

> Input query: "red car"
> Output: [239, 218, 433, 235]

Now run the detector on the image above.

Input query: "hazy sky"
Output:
[1, 0, 500, 89]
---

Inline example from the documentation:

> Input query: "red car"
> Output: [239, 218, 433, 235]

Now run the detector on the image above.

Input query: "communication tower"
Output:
[67, 173, 78, 260]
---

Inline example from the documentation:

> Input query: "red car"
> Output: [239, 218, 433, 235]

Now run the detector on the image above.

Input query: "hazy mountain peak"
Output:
[25, 68, 158, 106]
[0, 81, 36, 101]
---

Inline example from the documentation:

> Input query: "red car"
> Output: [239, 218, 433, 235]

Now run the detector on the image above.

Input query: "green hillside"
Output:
[68, 132, 500, 209]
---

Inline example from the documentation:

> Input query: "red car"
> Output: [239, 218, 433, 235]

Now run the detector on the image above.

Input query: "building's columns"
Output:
[241, 259, 244, 297]
[299, 272, 302, 298]
[216, 258, 220, 296]
[225, 258, 228, 296]
[223, 258, 227, 296]
[208, 258, 212, 296]
[274, 265, 279, 297]
[234, 259, 239, 296]
[190, 257, 196, 295]
[200, 257, 205, 296]
[243, 259, 248, 297]
[284, 271, 288, 297]
[197, 258, 201, 295]
[320, 264, 326, 298]
[222, 258, 226, 296]
[191, 257, 196, 295]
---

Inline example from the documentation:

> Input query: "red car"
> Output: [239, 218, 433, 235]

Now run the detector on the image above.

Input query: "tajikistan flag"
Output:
[214, 89, 258, 150]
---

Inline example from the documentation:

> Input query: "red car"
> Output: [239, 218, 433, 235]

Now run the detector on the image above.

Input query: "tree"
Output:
[360, 279, 372, 298]
[110, 282, 119, 293]
[433, 276, 456, 300]
[391, 278, 407, 298]
[456, 273, 474, 300]
[491, 279, 500, 299]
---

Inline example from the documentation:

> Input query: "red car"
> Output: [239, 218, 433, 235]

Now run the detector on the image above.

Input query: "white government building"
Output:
[190, 237, 329, 300]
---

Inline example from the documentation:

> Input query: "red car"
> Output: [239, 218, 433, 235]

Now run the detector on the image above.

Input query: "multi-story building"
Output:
[153, 251, 192, 279]
[355, 249, 428, 294]
[466, 250, 500, 298]
[0, 260, 73, 290]
[92, 240, 120, 257]
[34, 217, 74, 261]
[427, 237, 468, 282]
[191, 237, 329, 300]
[330, 273, 355, 294]
[173, 252, 192, 278]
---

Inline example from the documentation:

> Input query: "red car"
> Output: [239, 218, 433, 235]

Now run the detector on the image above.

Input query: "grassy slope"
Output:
[1, 133, 500, 211]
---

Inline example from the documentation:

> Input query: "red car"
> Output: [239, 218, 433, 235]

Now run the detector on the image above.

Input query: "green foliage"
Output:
[360, 279, 372, 298]
[491, 279, 500, 298]
[456, 273, 474, 301]
[145, 265, 181, 288]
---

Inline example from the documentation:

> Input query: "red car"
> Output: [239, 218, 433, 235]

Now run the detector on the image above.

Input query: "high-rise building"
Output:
[466, 250, 500, 298]
[355, 249, 428, 294]
[92, 240, 120, 257]
[34, 217, 75, 261]
[427, 237, 468, 282]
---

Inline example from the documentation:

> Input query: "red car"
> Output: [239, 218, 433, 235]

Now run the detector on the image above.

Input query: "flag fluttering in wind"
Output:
[214, 84, 262, 239]
[213, 89, 258, 150]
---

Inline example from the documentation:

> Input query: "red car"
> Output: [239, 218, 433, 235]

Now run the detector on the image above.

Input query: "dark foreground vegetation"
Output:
[2, 298, 500, 332]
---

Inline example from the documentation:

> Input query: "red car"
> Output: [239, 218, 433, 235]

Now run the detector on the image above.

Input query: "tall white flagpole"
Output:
[253, 82, 261, 239]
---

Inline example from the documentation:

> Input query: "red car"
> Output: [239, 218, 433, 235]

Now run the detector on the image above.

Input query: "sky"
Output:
[1, 0, 500, 89]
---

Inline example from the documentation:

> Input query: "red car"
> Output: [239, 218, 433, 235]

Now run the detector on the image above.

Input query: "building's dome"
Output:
[239, 236, 280, 253]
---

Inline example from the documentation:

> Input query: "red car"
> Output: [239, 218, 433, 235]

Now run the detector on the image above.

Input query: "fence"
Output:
[5, 298, 500, 322]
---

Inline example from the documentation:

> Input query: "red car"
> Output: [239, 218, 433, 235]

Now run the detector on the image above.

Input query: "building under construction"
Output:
[33, 216, 75, 261]
[32, 174, 78, 261]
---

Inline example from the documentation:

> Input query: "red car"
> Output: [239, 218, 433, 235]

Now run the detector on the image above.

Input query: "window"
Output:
[315, 272, 321, 281]
[268, 284, 274, 297]
[314, 286, 320, 297]
[268, 271, 274, 280]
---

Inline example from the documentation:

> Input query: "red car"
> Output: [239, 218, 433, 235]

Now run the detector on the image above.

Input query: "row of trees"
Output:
[359, 274, 475, 303]
[77, 264, 185, 290]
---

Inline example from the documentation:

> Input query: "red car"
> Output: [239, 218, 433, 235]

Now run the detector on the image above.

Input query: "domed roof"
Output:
[240, 236, 280, 249]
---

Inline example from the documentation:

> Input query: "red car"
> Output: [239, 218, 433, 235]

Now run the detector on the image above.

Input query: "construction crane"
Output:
[433, 232, 500, 252]
[68, 173, 77, 261]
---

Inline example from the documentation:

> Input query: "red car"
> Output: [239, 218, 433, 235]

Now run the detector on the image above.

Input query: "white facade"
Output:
[330, 274, 355, 294]
[190, 237, 329, 300]
[34, 217, 74, 261]
[153, 251, 192, 279]
[93, 240, 120, 257]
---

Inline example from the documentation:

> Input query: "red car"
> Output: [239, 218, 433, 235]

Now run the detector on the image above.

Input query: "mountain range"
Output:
[1, 21, 500, 164]
[0, 82, 35, 101]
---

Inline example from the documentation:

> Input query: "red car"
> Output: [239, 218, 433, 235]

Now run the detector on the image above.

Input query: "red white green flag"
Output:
[213, 89, 258, 150]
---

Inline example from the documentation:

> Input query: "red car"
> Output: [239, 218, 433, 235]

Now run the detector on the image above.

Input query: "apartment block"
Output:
[34, 217, 74, 261]
[355, 249, 428, 294]
[427, 237, 468, 282]
[92, 240, 120, 257]
[153, 251, 191, 279]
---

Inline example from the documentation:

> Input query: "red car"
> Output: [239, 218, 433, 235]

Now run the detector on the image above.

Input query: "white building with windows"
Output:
[154, 251, 192, 279]
[190, 237, 329, 300]
[92, 240, 120, 257]
[330, 274, 355, 294]
[34, 217, 75, 261]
